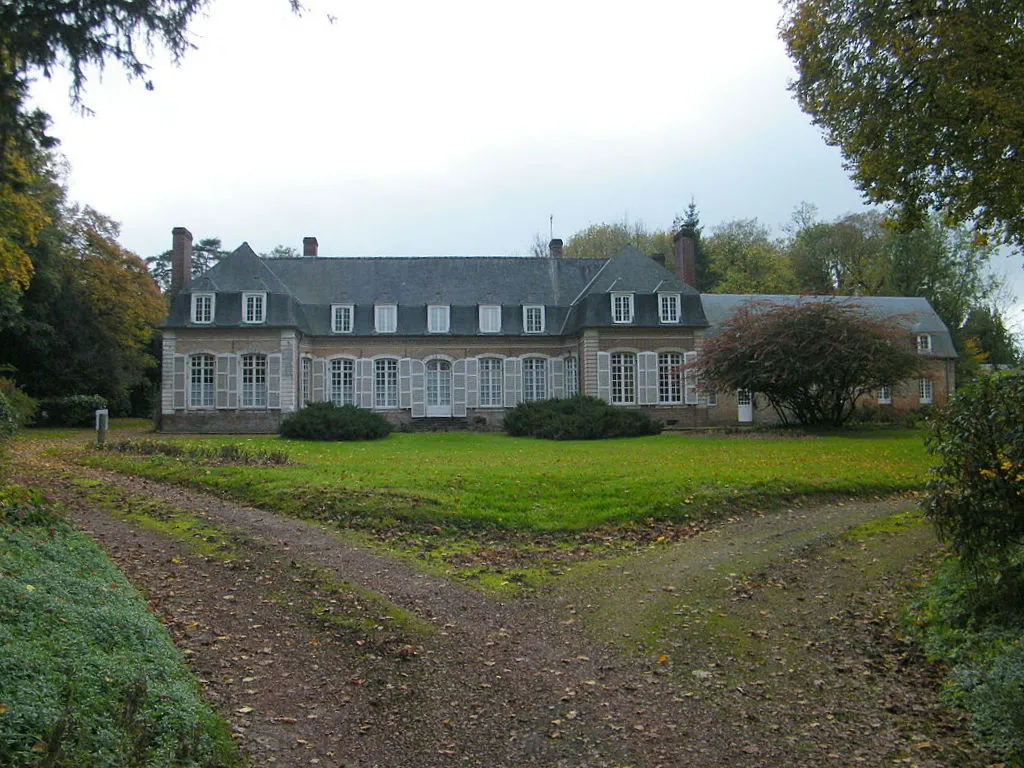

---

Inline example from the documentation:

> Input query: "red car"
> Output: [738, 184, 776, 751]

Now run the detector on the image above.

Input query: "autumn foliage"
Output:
[698, 299, 921, 427]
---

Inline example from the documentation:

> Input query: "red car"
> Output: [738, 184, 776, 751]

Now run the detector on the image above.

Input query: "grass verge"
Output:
[0, 485, 243, 768]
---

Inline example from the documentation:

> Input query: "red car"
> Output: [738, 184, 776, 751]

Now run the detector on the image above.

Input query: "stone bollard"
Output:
[95, 409, 109, 447]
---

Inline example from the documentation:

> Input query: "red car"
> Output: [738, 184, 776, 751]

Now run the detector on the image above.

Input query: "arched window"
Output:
[189, 354, 214, 408]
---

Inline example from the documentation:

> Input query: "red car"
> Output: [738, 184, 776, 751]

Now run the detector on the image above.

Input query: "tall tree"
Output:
[563, 217, 672, 260]
[672, 200, 711, 288]
[781, 0, 1024, 249]
[961, 306, 1022, 367]
[703, 219, 796, 294]
[788, 211, 889, 295]
[146, 237, 226, 291]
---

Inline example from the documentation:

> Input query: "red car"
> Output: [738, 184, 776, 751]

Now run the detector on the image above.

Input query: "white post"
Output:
[95, 409, 109, 446]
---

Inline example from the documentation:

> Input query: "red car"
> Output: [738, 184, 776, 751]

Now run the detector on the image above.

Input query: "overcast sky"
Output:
[29, 0, 1023, 332]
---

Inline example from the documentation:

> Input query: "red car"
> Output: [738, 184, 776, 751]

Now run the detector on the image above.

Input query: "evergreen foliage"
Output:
[279, 402, 394, 441]
[36, 395, 108, 427]
[503, 395, 663, 440]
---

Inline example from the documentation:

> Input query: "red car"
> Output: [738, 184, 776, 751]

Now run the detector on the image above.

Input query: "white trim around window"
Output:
[189, 353, 215, 408]
[916, 334, 932, 353]
[479, 304, 501, 333]
[240, 352, 268, 408]
[878, 385, 892, 405]
[919, 378, 934, 405]
[428, 304, 451, 333]
[242, 292, 266, 324]
[610, 351, 637, 404]
[611, 292, 634, 324]
[374, 304, 397, 333]
[374, 357, 399, 408]
[657, 352, 682, 404]
[523, 305, 545, 333]
[565, 356, 579, 397]
[331, 303, 354, 333]
[191, 293, 215, 324]
[478, 356, 504, 407]
[658, 292, 681, 324]
[522, 357, 548, 401]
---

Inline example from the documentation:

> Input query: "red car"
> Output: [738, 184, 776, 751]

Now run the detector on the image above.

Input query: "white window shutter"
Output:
[504, 357, 522, 407]
[227, 355, 239, 409]
[267, 354, 282, 409]
[638, 352, 658, 405]
[596, 352, 611, 403]
[215, 355, 230, 409]
[358, 358, 374, 409]
[453, 359, 467, 417]
[465, 357, 479, 408]
[399, 358, 412, 409]
[549, 357, 565, 399]
[684, 350, 698, 405]
[172, 354, 187, 409]
[410, 359, 426, 417]
[312, 358, 326, 402]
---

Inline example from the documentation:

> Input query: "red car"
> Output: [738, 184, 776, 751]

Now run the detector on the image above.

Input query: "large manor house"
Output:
[160, 227, 956, 432]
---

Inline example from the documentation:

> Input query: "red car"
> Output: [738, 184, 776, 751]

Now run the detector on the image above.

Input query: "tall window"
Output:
[428, 304, 450, 333]
[243, 292, 266, 324]
[878, 385, 892, 405]
[565, 357, 579, 397]
[241, 353, 267, 408]
[374, 358, 399, 408]
[659, 293, 680, 324]
[301, 357, 312, 405]
[919, 378, 934, 404]
[329, 358, 355, 405]
[611, 293, 634, 324]
[332, 304, 354, 333]
[916, 334, 932, 353]
[479, 357, 503, 407]
[191, 293, 214, 324]
[611, 352, 636, 404]
[375, 304, 397, 333]
[479, 304, 501, 333]
[523, 305, 545, 333]
[522, 357, 547, 401]
[658, 352, 682, 404]
[189, 354, 214, 408]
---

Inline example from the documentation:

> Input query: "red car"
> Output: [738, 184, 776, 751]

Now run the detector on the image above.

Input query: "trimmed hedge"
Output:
[279, 402, 393, 441]
[503, 395, 663, 440]
[36, 395, 108, 427]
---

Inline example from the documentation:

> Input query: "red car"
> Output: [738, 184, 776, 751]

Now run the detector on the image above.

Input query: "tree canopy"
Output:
[781, 0, 1024, 248]
[698, 299, 922, 426]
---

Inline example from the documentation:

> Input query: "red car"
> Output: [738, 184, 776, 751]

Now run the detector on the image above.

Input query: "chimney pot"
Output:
[303, 236, 319, 258]
[549, 238, 564, 259]
[171, 226, 193, 293]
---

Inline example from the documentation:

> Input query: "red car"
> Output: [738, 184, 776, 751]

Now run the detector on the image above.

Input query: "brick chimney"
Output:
[303, 236, 319, 257]
[549, 238, 563, 259]
[672, 227, 697, 288]
[171, 226, 193, 293]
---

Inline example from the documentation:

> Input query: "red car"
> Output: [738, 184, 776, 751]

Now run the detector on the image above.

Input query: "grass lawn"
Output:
[76, 428, 931, 534]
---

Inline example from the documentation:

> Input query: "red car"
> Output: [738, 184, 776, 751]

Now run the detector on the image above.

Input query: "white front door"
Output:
[737, 389, 754, 423]
[426, 360, 453, 417]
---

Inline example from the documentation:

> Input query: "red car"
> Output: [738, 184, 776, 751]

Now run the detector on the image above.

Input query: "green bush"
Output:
[0, 379, 37, 428]
[279, 402, 393, 441]
[503, 395, 663, 440]
[923, 371, 1024, 571]
[0, 391, 16, 442]
[36, 394, 108, 427]
[0, 485, 242, 767]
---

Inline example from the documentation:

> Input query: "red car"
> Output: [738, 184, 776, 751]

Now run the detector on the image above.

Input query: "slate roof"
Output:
[699, 294, 958, 358]
[167, 243, 710, 336]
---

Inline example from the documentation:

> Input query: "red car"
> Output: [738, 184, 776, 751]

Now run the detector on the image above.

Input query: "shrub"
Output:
[36, 394, 108, 427]
[503, 395, 663, 440]
[923, 371, 1024, 571]
[100, 439, 290, 465]
[279, 402, 393, 441]
[0, 392, 16, 442]
[0, 379, 37, 428]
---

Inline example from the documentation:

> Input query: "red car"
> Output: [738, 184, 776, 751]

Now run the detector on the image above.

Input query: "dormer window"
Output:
[428, 304, 450, 333]
[611, 292, 634, 324]
[916, 334, 932, 353]
[479, 304, 501, 333]
[191, 293, 214, 324]
[523, 305, 545, 333]
[243, 292, 266, 324]
[659, 293, 681, 324]
[375, 304, 397, 333]
[332, 304, 354, 333]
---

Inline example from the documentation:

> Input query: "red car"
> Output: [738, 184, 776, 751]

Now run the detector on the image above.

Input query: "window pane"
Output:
[301, 358, 312, 405]
[611, 352, 636, 404]
[190, 354, 214, 407]
[375, 358, 398, 408]
[658, 352, 682, 404]
[565, 357, 579, 397]
[330, 359, 355, 405]
[241, 354, 267, 407]
[479, 357, 503, 407]
[523, 358, 547, 401]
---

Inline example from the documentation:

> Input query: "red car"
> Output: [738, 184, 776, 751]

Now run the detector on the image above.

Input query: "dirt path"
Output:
[11, 438, 988, 768]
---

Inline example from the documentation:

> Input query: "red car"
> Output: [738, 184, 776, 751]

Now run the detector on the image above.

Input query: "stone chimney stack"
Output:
[548, 238, 563, 259]
[171, 227, 193, 293]
[303, 236, 319, 258]
[672, 227, 697, 288]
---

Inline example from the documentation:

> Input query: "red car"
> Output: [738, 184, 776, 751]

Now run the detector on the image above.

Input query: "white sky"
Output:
[28, 0, 1024, 333]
